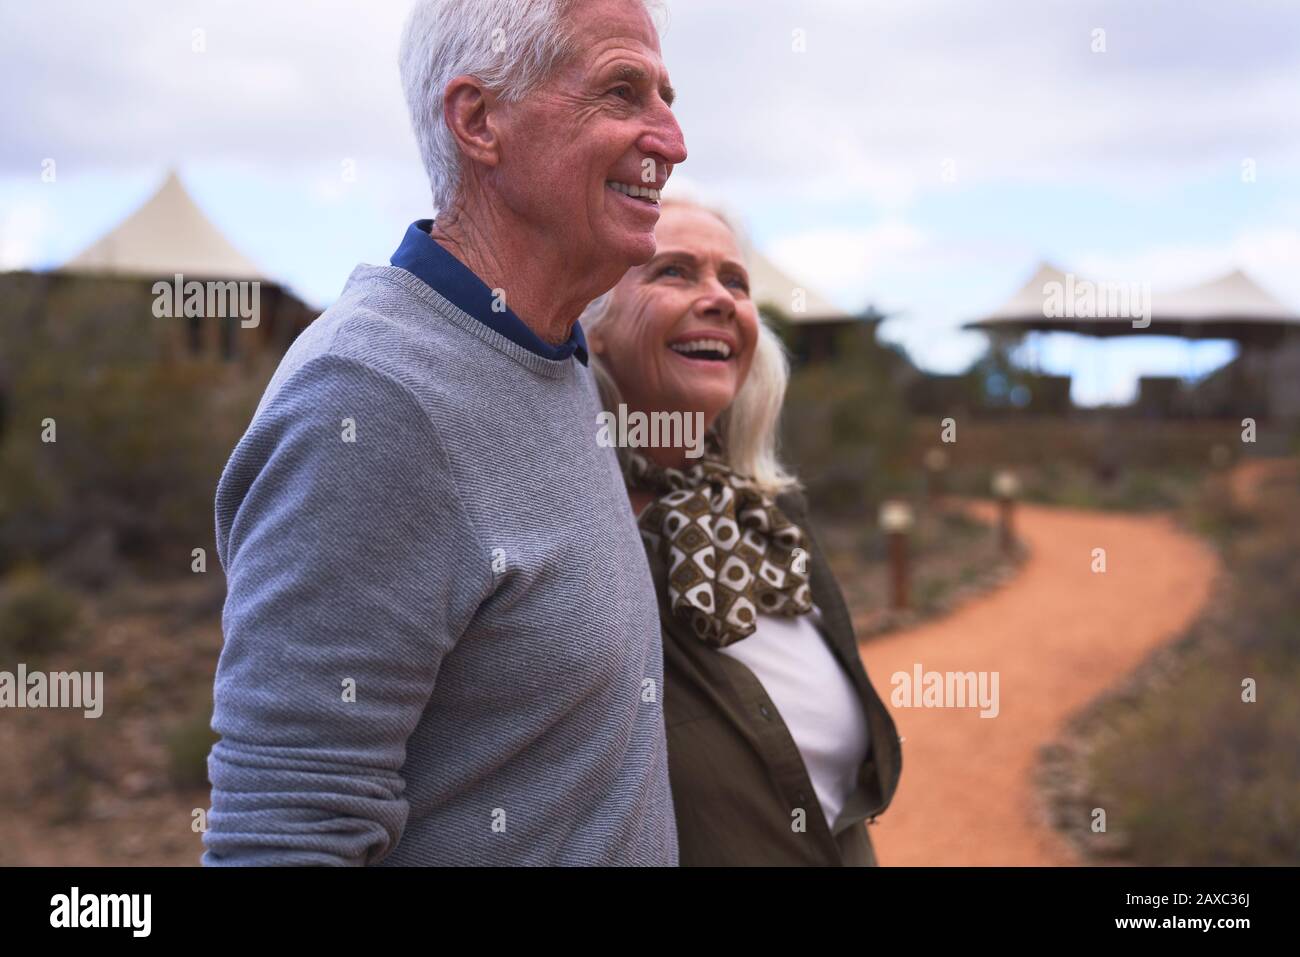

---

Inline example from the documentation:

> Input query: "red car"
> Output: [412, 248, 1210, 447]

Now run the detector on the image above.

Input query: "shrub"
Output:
[165, 700, 219, 790]
[0, 566, 81, 663]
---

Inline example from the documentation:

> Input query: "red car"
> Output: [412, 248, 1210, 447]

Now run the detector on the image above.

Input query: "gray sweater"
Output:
[203, 264, 676, 866]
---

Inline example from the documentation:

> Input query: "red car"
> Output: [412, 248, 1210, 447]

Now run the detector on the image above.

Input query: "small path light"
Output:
[992, 469, 1021, 555]
[879, 499, 915, 611]
[923, 447, 949, 504]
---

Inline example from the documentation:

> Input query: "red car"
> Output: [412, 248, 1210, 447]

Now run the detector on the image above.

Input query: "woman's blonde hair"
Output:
[579, 198, 801, 497]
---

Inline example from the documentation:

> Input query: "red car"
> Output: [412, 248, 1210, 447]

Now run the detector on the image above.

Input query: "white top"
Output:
[718, 605, 871, 831]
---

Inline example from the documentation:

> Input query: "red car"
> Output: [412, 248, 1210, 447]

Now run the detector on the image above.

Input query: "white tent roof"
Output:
[1148, 269, 1298, 323]
[740, 239, 852, 324]
[977, 261, 1072, 322]
[60, 170, 266, 280]
[969, 261, 1300, 337]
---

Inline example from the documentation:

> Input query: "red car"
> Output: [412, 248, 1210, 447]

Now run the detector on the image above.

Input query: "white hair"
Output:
[399, 0, 665, 212]
[580, 200, 802, 498]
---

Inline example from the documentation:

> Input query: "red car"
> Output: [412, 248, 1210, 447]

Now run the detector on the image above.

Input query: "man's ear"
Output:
[442, 75, 501, 170]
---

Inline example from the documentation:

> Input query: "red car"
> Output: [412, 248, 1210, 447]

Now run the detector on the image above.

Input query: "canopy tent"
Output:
[1145, 269, 1299, 341]
[59, 170, 266, 281]
[967, 262, 1073, 329]
[964, 260, 1300, 418]
[965, 261, 1300, 346]
[741, 239, 852, 325]
[737, 240, 864, 363]
[44, 170, 314, 364]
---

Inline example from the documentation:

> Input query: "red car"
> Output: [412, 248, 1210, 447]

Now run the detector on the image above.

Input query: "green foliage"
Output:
[0, 565, 82, 663]
[781, 323, 914, 516]
[0, 274, 262, 573]
[1088, 655, 1300, 865]
[963, 336, 1040, 411]
[1083, 463, 1300, 864]
[165, 699, 218, 790]
[33, 728, 102, 825]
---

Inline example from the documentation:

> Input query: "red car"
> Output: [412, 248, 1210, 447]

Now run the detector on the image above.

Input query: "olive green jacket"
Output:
[650, 488, 903, 866]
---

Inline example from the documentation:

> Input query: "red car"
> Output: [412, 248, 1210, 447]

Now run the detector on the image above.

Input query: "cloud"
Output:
[1, 0, 417, 172]
[766, 220, 928, 310]
[657, 0, 1300, 201]
[1075, 227, 1300, 310]
[3, 0, 1297, 201]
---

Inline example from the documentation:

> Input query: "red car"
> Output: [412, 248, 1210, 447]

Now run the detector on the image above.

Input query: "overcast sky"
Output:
[3, 0, 1298, 404]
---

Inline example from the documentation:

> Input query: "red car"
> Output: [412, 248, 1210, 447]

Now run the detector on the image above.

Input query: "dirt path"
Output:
[857, 493, 1222, 866]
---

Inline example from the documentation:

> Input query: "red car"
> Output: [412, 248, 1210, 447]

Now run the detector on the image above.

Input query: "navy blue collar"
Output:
[391, 219, 588, 365]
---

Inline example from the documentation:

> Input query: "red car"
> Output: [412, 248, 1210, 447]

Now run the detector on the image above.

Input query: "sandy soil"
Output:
[857, 491, 1223, 866]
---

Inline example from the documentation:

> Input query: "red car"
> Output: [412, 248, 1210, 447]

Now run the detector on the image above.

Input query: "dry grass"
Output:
[1039, 458, 1300, 865]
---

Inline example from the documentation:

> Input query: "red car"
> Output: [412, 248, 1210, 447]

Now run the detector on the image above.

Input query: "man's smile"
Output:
[606, 180, 662, 204]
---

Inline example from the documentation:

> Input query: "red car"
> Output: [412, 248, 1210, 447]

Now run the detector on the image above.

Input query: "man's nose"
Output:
[640, 104, 687, 172]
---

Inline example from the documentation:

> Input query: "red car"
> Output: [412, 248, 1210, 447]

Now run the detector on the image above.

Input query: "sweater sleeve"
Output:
[202, 354, 489, 866]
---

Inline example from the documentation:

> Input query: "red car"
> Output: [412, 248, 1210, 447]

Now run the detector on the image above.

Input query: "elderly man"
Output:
[203, 0, 685, 866]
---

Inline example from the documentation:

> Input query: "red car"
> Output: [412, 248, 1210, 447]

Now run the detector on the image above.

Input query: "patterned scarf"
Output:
[624, 436, 813, 647]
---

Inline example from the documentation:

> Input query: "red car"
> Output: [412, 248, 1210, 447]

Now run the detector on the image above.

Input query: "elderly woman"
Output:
[582, 199, 903, 866]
